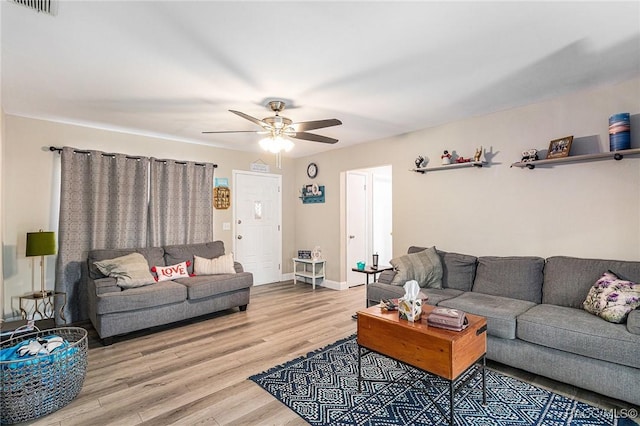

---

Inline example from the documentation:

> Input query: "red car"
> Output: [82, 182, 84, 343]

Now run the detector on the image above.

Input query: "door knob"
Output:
[349, 235, 355, 239]
[237, 235, 243, 240]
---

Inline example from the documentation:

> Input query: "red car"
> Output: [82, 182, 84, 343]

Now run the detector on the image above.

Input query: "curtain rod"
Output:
[49, 146, 218, 168]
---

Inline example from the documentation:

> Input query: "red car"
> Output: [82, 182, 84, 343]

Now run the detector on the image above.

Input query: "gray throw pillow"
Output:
[390, 246, 443, 289]
[94, 252, 156, 289]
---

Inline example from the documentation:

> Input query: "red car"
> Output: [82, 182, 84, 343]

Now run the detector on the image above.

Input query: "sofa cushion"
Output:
[367, 282, 405, 302]
[628, 309, 640, 335]
[390, 246, 443, 288]
[174, 272, 253, 300]
[418, 288, 464, 306]
[93, 252, 156, 289]
[88, 247, 165, 280]
[472, 256, 544, 303]
[383, 247, 477, 291]
[163, 241, 226, 274]
[517, 304, 640, 369]
[438, 292, 536, 339]
[583, 271, 640, 323]
[95, 280, 187, 315]
[437, 250, 477, 291]
[543, 256, 640, 308]
[194, 253, 236, 275]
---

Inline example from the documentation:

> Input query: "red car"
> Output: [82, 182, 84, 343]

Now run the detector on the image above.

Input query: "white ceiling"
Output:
[2, 1, 639, 158]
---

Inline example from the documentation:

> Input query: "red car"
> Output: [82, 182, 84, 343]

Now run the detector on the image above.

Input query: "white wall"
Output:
[294, 76, 640, 285]
[1, 117, 296, 319]
[3, 75, 639, 319]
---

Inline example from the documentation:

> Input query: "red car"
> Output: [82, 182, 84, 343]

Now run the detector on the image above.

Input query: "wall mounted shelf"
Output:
[510, 148, 640, 169]
[299, 185, 325, 204]
[411, 161, 487, 173]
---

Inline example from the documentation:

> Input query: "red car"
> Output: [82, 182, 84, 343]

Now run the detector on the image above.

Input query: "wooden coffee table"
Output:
[357, 304, 487, 425]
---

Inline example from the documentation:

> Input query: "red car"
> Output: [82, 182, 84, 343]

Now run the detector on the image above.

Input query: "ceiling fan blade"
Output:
[229, 110, 271, 129]
[292, 132, 338, 144]
[292, 119, 342, 132]
[202, 130, 261, 134]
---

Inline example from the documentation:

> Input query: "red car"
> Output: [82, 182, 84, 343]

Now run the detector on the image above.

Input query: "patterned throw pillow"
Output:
[583, 271, 640, 323]
[94, 252, 156, 289]
[194, 253, 236, 275]
[151, 261, 193, 282]
[390, 246, 443, 288]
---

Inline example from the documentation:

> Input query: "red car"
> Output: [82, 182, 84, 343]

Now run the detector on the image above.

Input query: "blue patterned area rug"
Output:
[250, 335, 635, 426]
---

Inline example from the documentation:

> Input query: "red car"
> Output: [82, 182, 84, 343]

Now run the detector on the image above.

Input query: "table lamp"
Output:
[26, 230, 56, 297]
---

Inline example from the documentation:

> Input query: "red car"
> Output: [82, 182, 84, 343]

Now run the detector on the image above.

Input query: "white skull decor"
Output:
[521, 149, 539, 162]
[311, 246, 322, 260]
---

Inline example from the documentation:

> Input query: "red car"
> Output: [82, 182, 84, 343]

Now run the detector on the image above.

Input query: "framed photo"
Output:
[546, 136, 573, 159]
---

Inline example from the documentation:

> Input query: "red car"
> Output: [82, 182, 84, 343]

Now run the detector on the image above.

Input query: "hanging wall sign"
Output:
[214, 186, 231, 209]
[250, 162, 270, 173]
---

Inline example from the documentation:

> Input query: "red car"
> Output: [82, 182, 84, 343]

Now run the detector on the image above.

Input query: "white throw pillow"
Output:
[194, 253, 236, 275]
[94, 252, 156, 289]
[152, 261, 192, 282]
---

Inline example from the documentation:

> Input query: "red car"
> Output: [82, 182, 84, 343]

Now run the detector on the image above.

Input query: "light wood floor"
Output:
[16, 281, 639, 425]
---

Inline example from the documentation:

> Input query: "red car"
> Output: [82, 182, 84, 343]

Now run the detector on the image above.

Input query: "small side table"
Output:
[351, 266, 393, 306]
[293, 258, 326, 290]
[19, 291, 67, 323]
[351, 265, 393, 319]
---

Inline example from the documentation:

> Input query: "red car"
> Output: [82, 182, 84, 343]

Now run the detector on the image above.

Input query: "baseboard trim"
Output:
[283, 275, 348, 291]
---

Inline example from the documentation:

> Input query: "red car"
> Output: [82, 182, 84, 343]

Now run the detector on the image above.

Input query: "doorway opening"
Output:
[344, 165, 392, 287]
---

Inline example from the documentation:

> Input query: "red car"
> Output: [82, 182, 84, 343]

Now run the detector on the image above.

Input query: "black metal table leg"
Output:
[482, 355, 487, 405]
[449, 380, 455, 425]
[358, 345, 362, 392]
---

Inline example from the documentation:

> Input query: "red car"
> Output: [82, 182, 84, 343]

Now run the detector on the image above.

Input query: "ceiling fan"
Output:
[202, 101, 342, 147]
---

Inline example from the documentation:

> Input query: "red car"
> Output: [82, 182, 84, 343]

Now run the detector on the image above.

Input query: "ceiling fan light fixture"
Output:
[259, 136, 294, 154]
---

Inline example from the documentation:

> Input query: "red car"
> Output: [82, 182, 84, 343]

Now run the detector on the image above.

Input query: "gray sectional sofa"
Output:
[367, 246, 640, 406]
[86, 241, 253, 344]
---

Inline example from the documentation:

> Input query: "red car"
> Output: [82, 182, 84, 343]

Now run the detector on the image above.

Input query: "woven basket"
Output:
[0, 327, 88, 425]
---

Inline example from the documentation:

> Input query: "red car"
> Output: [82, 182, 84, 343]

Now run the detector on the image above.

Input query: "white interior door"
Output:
[346, 171, 368, 286]
[233, 171, 282, 286]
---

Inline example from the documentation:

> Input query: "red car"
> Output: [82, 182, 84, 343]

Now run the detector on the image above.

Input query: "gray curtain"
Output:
[148, 159, 214, 247]
[56, 147, 149, 322]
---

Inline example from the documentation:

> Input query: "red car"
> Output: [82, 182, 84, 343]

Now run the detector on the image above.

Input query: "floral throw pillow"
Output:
[583, 271, 640, 323]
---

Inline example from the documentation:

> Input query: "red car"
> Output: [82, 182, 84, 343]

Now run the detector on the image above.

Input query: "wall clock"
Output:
[306, 162, 318, 179]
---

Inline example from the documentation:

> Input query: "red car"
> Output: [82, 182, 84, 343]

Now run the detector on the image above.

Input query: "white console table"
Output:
[292, 258, 325, 290]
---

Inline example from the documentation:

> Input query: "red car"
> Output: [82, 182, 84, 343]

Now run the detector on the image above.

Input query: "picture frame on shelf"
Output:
[546, 136, 573, 159]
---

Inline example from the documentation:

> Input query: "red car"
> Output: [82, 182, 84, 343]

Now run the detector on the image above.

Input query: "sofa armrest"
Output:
[377, 270, 396, 285]
[234, 261, 244, 273]
[628, 309, 640, 335]
[92, 277, 121, 295]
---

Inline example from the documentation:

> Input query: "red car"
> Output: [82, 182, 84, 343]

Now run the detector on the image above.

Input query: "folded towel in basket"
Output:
[1, 335, 68, 362]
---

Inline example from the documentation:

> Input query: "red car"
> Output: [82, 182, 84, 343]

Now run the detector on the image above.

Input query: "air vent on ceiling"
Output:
[12, 0, 57, 15]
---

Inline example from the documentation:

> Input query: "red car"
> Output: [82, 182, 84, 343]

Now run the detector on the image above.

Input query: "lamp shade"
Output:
[26, 231, 56, 257]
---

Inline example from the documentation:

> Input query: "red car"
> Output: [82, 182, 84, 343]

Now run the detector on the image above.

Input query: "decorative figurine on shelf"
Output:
[441, 150, 452, 165]
[455, 156, 471, 163]
[311, 246, 322, 260]
[474, 146, 483, 162]
[521, 149, 539, 163]
[414, 156, 427, 168]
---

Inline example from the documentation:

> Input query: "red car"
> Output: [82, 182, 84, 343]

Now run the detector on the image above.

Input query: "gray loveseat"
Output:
[86, 241, 253, 344]
[367, 246, 640, 406]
